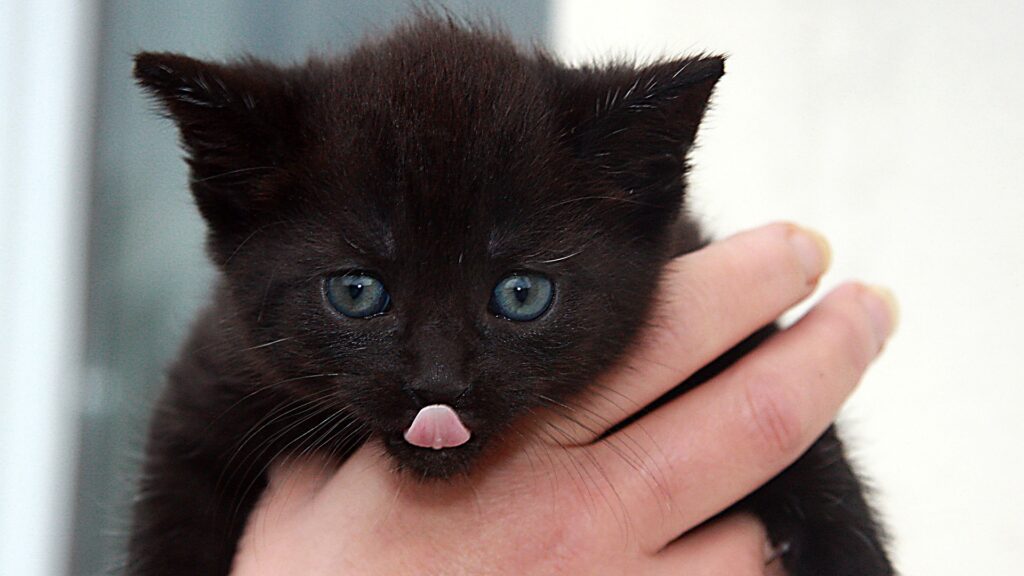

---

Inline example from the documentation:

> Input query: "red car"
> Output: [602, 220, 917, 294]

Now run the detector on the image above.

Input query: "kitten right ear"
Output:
[551, 56, 724, 233]
[134, 52, 297, 231]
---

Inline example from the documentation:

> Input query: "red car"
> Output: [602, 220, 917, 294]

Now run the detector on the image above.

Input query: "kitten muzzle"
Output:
[403, 404, 472, 450]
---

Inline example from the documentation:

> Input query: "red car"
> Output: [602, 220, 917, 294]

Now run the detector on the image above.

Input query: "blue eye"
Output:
[325, 272, 390, 318]
[489, 273, 554, 321]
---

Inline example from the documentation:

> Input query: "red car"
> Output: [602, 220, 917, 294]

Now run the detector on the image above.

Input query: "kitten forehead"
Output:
[297, 22, 578, 266]
[305, 19, 551, 149]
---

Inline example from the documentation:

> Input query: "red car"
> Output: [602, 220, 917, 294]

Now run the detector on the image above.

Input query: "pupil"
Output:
[348, 282, 364, 300]
[513, 284, 529, 304]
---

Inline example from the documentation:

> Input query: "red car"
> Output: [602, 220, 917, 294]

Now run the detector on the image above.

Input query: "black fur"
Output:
[127, 16, 893, 575]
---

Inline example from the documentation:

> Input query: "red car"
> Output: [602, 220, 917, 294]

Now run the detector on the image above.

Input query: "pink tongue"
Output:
[403, 404, 472, 450]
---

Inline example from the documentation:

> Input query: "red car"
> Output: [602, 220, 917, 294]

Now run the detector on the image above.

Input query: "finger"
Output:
[592, 282, 897, 551]
[649, 513, 772, 576]
[257, 454, 338, 516]
[325, 439, 398, 497]
[552, 222, 830, 444]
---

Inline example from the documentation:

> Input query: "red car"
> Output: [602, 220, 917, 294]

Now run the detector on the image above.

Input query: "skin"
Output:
[230, 222, 898, 576]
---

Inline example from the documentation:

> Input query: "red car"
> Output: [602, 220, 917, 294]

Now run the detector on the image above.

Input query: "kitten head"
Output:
[135, 17, 722, 479]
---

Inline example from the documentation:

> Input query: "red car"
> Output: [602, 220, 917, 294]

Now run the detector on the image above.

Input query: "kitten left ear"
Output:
[134, 52, 297, 232]
[557, 56, 724, 213]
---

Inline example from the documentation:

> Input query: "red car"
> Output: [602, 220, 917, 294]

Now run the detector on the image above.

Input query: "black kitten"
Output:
[127, 16, 893, 576]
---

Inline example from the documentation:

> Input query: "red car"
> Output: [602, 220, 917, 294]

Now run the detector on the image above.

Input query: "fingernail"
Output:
[787, 225, 831, 281]
[862, 284, 900, 343]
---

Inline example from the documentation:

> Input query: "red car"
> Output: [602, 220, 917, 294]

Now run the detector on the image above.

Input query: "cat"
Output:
[127, 15, 893, 576]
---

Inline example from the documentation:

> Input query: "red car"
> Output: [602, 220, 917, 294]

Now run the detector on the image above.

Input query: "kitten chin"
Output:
[383, 433, 489, 479]
[126, 14, 894, 576]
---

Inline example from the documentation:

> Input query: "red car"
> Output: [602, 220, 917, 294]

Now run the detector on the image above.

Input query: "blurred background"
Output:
[1, 1, 1021, 574]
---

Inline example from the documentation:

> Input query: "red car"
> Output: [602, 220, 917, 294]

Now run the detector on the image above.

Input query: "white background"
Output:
[554, 1, 1024, 574]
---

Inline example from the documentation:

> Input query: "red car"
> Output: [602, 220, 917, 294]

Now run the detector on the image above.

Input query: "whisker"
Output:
[224, 400, 327, 490]
[218, 388, 340, 491]
[191, 165, 281, 184]
[256, 269, 277, 325]
[510, 427, 539, 478]
[547, 418, 635, 548]
[298, 415, 351, 460]
[523, 408, 564, 498]
[534, 421, 598, 518]
[230, 411, 344, 525]
[329, 418, 372, 454]
[538, 249, 583, 264]
[538, 396, 674, 515]
[207, 372, 342, 430]
[588, 381, 644, 413]
[222, 220, 292, 266]
[239, 336, 295, 352]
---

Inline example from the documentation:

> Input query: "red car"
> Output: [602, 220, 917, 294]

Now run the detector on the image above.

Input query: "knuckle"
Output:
[741, 371, 805, 460]
[743, 222, 805, 284]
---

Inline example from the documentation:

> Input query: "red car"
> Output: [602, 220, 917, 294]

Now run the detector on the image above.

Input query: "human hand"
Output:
[231, 223, 897, 575]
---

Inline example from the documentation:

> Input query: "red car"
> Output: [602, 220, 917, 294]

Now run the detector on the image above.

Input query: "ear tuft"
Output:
[134, 52, 242, 111]
[556, 55, 725, 214]
[133, 52, 296, 232]
[570, 55, 725, 147]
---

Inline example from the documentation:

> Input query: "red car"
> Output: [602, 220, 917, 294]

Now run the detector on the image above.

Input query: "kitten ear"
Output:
[134, 52, 297, 231]
[558, 56, 724, 215]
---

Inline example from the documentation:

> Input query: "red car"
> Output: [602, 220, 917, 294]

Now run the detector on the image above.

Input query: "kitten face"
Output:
[212, 101, 664, 477]
[135, 18, 722, 478]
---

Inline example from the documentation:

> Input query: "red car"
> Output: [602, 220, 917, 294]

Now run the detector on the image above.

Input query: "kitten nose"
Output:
[404, 380, 469, 407]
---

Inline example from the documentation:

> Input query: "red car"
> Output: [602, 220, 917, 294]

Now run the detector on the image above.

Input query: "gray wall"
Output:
[72, 2, 549, 574]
